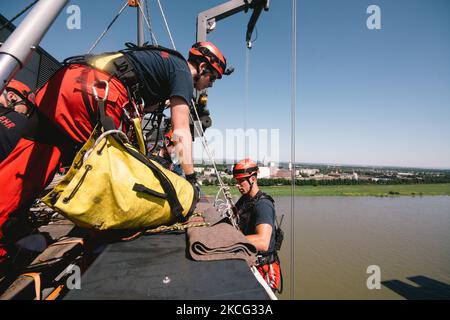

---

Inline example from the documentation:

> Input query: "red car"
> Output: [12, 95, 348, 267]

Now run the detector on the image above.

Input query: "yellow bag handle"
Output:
[83, 130, 128, 162]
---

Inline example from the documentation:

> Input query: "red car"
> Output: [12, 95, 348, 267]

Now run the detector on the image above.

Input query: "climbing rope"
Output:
[137, 0, 158, 45]
[144, 0, 157, 45]
[156, 0, 176, 50]
[0, 0, 39, 32]
[87, 1, 128, 54]
[290, 0, 297, 300]
[87, 0, 160, 54]
[190, 99, 239, 229]
[121, 213, 210, 241]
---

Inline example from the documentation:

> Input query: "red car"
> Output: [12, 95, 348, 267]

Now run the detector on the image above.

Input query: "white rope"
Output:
[144, 0, 155, 45]
[156, 0, 176, 50]
[290, 0, 297, 300]
[190, 99, 238, 228]
[251, 266, 278, 300]
[138, 0, 158, 45]
[87, 2, 128, 54]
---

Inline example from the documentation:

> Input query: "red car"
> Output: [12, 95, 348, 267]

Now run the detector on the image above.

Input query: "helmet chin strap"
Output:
[3, 91, 26, 110]
[8, 99, 25, 109]
[244, 176, 255, 196]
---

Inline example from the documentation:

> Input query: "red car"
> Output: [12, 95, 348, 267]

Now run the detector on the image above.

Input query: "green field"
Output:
[201, 183, 450, 197]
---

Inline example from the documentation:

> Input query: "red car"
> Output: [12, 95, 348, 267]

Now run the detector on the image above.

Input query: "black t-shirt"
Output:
[236, 191, 277, 253]
[123, 49, 194, 107]
[0, 106, 29, 162]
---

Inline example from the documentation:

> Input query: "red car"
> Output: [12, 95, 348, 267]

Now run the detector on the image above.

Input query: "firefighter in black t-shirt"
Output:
[0, 42, 229, 264]
[233, 158, 282, 292]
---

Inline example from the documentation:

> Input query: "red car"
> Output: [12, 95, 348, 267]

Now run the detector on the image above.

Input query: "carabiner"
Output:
[92, 80, 109, 102]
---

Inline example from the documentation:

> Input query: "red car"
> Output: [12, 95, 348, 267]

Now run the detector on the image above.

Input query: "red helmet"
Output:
[189, 41, 227, 79]
[233, 158, 259, 179]
[5, 80, 33, 103]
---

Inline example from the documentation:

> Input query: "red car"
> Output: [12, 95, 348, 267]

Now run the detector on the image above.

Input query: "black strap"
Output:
[121, 43, 186, 62]
[20, 108, 73, 147]
[257, 251, 278, 266]
[123, 144, 187, 223]
[133, 183, 167, 199]
[0, 107, 13, 117]
[80, 77, 97, 127]
[97, 98, 116, 131]
[233, 166, 259, 175]
[255, 191, 275, 204]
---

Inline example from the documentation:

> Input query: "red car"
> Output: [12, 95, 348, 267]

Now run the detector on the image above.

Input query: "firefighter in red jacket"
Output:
[0, 80, 34, 162]
[233, 159, 282, 292]
[0, 42, 227, 265]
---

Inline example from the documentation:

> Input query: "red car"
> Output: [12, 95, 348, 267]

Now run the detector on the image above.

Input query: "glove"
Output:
[186, 172, 202, 200]
[185, 172, 197, 184]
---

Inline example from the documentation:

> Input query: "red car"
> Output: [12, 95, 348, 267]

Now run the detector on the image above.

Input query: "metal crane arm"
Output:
[196, 0, 269, 48]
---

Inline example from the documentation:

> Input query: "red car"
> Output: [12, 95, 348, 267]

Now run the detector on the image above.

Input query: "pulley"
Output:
[127, 0, 140, 7]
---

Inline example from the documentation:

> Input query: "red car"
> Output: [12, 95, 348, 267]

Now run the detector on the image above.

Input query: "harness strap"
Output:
[80, 75, 97, 126]
[22, 272, 41, 300]
[20, 108, 75, 149]
[45, 284, 64, 300]
[0, 107, 13, 117]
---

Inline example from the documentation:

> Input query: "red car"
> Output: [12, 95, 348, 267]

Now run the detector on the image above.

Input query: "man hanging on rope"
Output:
[233, 159, 283, 293]
[0, 42, 228, 265]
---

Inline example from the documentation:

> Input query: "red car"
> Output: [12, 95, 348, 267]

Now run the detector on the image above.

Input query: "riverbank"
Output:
[201, 183, 450, 196]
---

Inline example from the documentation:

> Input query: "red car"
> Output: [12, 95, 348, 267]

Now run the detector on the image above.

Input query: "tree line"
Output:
[202, 175, 450, 186]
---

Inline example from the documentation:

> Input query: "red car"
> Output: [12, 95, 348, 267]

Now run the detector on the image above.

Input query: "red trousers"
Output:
[257, 261, 281, 292]
[0, 64, 129, 261]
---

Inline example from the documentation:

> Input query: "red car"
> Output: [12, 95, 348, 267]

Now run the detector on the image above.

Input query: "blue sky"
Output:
[2, 0, 449, 169]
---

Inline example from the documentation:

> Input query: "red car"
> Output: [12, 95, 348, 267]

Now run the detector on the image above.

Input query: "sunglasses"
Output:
[207, 69, 219, 82]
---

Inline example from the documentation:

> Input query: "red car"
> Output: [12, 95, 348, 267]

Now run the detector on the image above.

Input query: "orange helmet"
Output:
[233, 158, 259, 179]
[4, 80, 34, 104]
[189, 42, 227, 79]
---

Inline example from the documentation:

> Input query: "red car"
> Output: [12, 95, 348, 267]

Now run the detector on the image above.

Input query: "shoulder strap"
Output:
[256, 192, 275, 204]
[120, 43, 186, 61]
[0, 107, 13, 117]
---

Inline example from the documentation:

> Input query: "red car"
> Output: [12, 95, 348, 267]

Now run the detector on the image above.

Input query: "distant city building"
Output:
[271, 169, 292, 179]
[397, 172, 415, 177]
[328, 171, 341, 178]
[258, 167, 271, 179]
[299, 168, 320, 176]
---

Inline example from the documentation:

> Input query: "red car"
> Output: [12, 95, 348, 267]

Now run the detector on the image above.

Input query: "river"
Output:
[271, 196, 450, 299]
